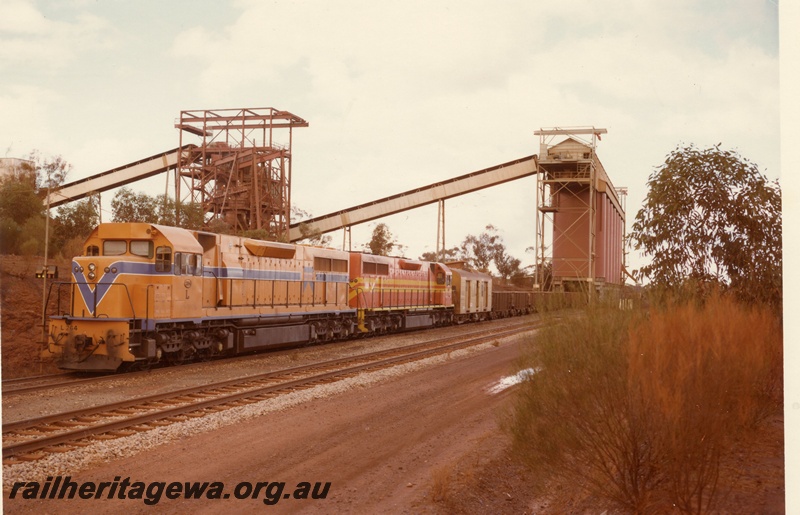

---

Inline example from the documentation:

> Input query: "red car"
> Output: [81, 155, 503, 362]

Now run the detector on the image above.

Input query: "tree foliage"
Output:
[111, 188, 159, 223]
[629, 144, 781, 308]
[110, 188, 205, 229]
[0, 180, 43, 225]
[293, 206, 333, 247]
[459, 224, 524, 281]
[52, 195, 100, 252]
[460, 224, 503, 272]
[419, 247, 460, 263]
[365, 223, 404, 256]
[0, 150, 76, 256]
[23, 150, 72, 190]
[494, 247, 522, 282]
[417, 225, 528, 283]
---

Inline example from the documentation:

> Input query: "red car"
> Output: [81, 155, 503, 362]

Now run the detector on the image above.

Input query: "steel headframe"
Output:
[175, 107, 308, 241]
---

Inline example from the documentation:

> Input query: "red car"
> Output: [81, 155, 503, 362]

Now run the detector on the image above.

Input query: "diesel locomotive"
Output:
[42, 223, 539, 372]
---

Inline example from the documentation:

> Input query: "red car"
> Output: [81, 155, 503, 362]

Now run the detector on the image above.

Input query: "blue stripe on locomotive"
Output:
[72, 260, 349, 316]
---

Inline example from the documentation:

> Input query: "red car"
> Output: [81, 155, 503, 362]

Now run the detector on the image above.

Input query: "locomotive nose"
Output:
[74, 259, 118, 283]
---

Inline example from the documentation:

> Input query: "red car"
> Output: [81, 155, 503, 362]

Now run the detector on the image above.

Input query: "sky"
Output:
[2, 0, 798, 504]
[0, 0, 782, 275]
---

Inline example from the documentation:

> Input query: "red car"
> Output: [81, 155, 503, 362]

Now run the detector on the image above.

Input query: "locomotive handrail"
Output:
[43, 281, 138, 323]
[145, 284, 154, 331]
[201, 269, 220, 309]
[43, 281, 73, 321]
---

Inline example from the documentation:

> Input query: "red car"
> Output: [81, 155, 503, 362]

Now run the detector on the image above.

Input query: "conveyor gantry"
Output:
[43, 145, 195, 208]
[287, 154, 539, 242]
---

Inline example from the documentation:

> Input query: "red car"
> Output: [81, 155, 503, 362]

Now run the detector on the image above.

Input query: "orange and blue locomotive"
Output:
[43, 222, 547, 372]
[43, 223, 474, 371]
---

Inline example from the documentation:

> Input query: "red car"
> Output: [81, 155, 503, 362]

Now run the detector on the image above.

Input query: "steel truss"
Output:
[175, 107, 308, 240]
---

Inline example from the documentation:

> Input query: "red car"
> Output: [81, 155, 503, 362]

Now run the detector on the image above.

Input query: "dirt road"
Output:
[4, 336, 531, 514]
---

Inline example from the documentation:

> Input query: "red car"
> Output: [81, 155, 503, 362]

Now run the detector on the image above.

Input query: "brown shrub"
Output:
[627, 295, 782, 513]
[507, 296, 782, 513]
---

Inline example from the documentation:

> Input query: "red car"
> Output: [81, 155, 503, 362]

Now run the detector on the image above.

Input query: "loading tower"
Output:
[174, 107, 308, 240]
[534, 127, 625, 295]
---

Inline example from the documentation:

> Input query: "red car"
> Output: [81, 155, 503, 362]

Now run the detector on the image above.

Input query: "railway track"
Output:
[2, 373, 97, 395]
[2, 318, 539, 397]
[3, 319, 544, 464]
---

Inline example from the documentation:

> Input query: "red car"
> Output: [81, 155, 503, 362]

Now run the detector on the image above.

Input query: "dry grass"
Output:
[507, 295, 782, 514]
[627, 296, 782, 513]
[429, 463, 455, 504]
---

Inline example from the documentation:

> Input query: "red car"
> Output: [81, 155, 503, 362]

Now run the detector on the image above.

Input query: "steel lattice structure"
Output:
[175, 107, 308, 240]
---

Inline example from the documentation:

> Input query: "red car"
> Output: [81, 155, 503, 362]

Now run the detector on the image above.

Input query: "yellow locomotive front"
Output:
[43, 223, 204, 371]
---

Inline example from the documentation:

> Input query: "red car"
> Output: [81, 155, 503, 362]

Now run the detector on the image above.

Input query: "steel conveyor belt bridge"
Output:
[43, 145, 195, 208]
[286, 155, 538, 242]
[44, 149, 538, 244]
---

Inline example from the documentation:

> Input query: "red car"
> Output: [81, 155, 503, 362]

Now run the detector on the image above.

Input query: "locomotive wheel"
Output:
[165, 350, 185, 366]
[166, 346, 194, 366]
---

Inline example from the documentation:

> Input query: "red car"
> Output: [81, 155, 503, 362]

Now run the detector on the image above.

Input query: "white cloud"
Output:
[0, 0, 779, 269]
[0, 83, 62, 157]
[0, 0, 113, 70]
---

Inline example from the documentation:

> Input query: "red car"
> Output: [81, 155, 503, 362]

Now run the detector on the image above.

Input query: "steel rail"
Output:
[3, 321, 544, 461]
[5, 317, 536, 397]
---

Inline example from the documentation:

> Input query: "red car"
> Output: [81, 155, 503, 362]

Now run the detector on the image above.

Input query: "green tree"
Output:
[52, 195, 100, 252]
[206, 217, 233, 235]
[0, 151, 72, 255]
[365, 223, 404, 256]
[19, 216, 46, 256]
[629, 144, 781, 308]
[111, 187, 159, 223]
[111, 188, 206, 229]
[0, 181, 43, 225]
[459, 224, 523, 276]
[459, 225, 502, 272]
[155, 195, 205, 229]
[494, 247, 522, 282]
[419, 246, 460, 263]
[0, 218, 22, 254]
[25, 150, 71, 191]
[293, 206, 333, 247]
[0, 180, 44, 254]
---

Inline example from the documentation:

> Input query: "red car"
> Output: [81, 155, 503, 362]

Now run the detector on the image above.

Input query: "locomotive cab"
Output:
[43, 223, 205, 371]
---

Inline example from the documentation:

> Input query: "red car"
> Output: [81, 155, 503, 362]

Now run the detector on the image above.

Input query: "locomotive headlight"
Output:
[111, 267, 117, 274]
[88, 271, 96, 280]
[104, 266, 110, 273]
[74, 266, 80, 273]
[88, 263, 96, 272]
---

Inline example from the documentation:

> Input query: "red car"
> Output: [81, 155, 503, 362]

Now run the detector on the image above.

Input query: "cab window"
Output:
[174, 252, 184, 275]
[130, 241, 154, 258]
[86, 245, 99, 256]
[103, 240, 126, 256]
[191, 254, 203, 276]
[174, 253, 202, 276]
[156, 246, 172, 272]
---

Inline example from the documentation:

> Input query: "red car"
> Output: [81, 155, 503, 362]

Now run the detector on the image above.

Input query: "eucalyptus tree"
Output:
[630, 144, 781, 308]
